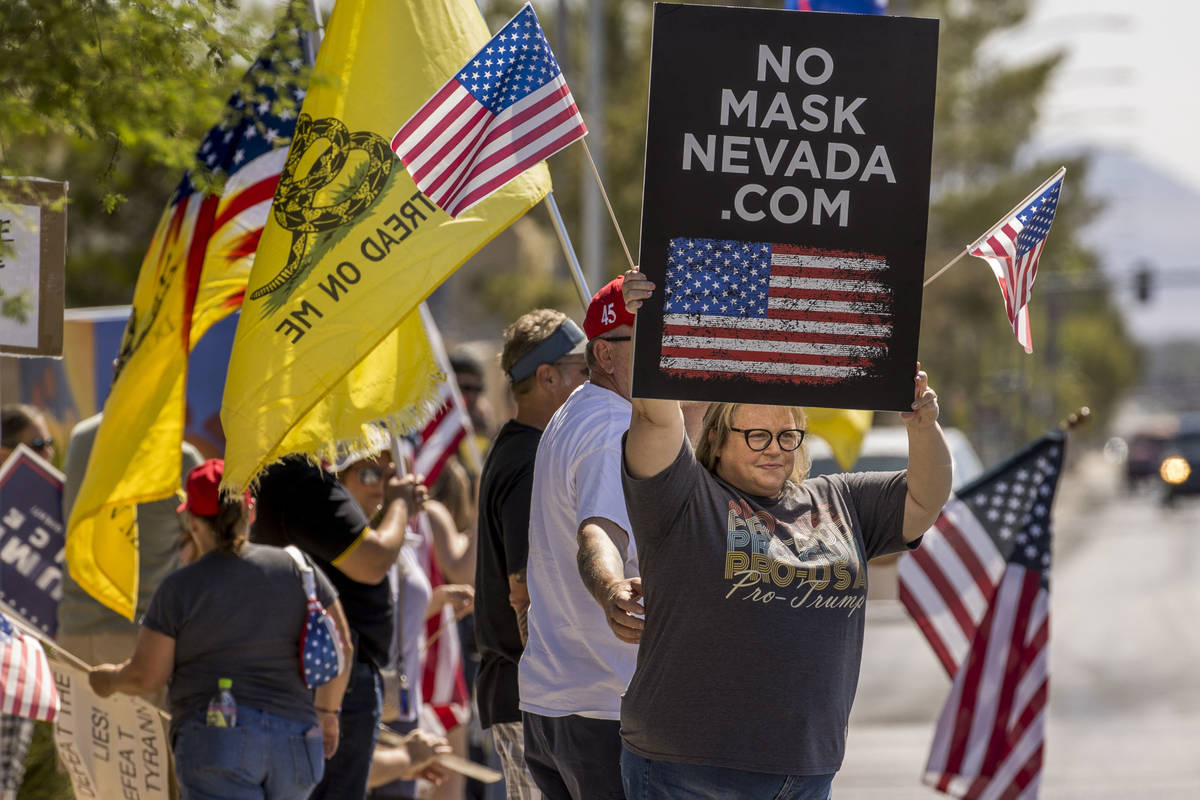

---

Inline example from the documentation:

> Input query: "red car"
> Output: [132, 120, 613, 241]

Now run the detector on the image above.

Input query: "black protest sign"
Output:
[632, 4, 938, 411]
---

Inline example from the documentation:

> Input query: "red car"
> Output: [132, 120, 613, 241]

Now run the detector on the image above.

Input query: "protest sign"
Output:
[0, 444, 65, 636]
[49, 655, 171, 800]
[632, 4, 938, 411]
[0, 178, 66, 357]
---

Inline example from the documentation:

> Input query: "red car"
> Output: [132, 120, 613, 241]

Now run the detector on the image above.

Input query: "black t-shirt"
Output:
[473, 420, 541, 727]
[250, 457, 392, 669]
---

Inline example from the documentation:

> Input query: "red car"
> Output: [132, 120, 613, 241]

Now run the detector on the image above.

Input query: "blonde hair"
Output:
[695, 403, 810, 485]
[500, 308, 570, 396]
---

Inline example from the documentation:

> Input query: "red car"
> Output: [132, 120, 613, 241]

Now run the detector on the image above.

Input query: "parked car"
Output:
[806, 425, 984, 491]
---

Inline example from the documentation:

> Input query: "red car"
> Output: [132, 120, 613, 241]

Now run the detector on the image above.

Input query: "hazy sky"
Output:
[991, 0, 1200, 193]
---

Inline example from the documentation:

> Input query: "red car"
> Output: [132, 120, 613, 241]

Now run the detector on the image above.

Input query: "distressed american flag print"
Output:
[968, 170, 1064, 354]
[898, 432, 1064, 799]
[391, 3, 586, 218]
[659, 237, 894, 384]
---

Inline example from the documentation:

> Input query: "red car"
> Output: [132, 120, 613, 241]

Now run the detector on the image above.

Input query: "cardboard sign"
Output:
[0, 178, 66, 357]
[632, 4, 938, 411]
[0, 444, 65, 636]
[49, 656, 172, 800]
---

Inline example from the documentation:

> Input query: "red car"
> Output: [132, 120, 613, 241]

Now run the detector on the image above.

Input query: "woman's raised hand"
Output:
[621, 267, 655, 314]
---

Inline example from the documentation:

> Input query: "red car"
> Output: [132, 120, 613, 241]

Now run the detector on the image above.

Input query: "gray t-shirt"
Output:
[142, 542, 337, 737]
[620, 436, 913, 775]
[58, 413, 204, 635]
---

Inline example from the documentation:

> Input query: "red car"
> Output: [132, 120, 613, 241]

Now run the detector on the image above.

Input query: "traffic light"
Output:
[1134, 264, 1153, 303]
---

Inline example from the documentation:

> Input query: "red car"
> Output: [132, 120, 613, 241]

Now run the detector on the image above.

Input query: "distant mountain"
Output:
[1073, 147, 1200, 343]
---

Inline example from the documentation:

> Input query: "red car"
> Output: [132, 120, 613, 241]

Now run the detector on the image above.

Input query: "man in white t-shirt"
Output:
[519, 277, 643, 799]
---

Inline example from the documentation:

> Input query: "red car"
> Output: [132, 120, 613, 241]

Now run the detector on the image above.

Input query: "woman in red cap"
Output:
[89, 458, 354, 800]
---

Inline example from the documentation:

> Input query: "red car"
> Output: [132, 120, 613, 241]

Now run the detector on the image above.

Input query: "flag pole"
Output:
[580, 138, 636, 271]
[544, 191, 592, 307]
[304, 0, 325, 61]
[923, 166, 1067, 289]
[923, 247, 970, 287]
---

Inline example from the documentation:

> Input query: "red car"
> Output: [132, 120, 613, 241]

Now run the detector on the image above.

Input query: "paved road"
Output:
[834, 453, 1200, 798]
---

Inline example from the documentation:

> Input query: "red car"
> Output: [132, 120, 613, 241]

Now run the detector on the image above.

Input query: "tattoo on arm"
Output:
[513, 568, 529, 645]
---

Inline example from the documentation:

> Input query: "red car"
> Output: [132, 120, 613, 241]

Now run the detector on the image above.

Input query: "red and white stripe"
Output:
[0, 626, 59, 722]
[392, 73, 586, 218]
[660, 246, 892, 384]
[897, 495, 1007, 676]
[969, 220, 1038, 354]
[922, 566, 1049, 799]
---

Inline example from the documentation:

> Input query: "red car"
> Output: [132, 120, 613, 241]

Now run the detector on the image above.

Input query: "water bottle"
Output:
[206, 678, 237, 727]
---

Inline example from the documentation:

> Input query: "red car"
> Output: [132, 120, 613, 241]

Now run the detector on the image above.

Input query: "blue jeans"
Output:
[621, 748, 834, 800]
[309, 660, 382, 800]
[174, 707, 324, 800]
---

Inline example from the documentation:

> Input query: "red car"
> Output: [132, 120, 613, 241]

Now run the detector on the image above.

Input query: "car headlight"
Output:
[1160, 456, 1192, 485]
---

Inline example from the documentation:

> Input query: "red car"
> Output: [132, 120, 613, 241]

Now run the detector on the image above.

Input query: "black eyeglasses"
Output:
[598, 336, 631, 342]
[355, 465, 385, 485]
[729, 427, 806, 452]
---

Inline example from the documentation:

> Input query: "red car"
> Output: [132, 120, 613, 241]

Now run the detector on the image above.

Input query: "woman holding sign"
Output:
[617, 269, 951, 797]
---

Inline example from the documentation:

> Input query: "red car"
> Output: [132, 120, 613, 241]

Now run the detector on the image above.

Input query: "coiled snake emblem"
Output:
[249, 114, 393, 300]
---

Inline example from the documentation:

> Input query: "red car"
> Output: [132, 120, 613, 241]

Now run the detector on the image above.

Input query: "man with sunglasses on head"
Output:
[474, 308, 589, 798]
[251, 446, 427, 800]
[518, 279, 643, 800]
[615, 267, 952, 798]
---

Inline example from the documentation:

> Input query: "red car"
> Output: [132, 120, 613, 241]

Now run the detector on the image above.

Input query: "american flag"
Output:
[0, 610, 58, 722]
[391, 3, 586, 218]
[968, 169, 1065, 354]
[133, 2, 308, 338]
[659, 237, 894, 384]
[898, 432, 1065, 799]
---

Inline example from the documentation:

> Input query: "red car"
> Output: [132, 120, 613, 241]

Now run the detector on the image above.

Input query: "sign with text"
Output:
[50, 656, 171, 800]
[632, 4, 938, 411]
[0, 178, 66, 357]
[0, 444, 65, 636]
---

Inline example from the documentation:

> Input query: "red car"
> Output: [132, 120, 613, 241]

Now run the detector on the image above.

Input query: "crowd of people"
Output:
[0, 262, 952, 800]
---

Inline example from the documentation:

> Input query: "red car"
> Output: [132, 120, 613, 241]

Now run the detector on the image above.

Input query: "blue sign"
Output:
[0, 444, 65, 636]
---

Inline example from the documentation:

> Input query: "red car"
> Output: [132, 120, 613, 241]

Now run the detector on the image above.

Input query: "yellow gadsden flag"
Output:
[65, 7, 312, 619]
[220, 0, 551, 490]
[804, 408, 874, 470]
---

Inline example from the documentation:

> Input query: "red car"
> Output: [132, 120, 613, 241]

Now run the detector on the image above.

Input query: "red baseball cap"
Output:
[584, 276, 636, 340]
[177, 459, 239, 517]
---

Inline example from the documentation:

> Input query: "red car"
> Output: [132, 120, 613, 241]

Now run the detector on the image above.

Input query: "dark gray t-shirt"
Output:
[620, 436, 914, 775]
[142, 543, 337, 737]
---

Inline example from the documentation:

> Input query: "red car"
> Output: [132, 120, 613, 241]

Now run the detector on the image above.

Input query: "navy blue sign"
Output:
[0, 445, 65, 636]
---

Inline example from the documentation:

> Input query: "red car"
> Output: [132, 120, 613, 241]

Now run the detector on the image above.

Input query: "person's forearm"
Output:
[632, 397, 682, 429]
[95, 662, 159, 697]
[426, 500, 475, 584]
[576, 523, 628, 605]
[372, 497, 410, 557]
[906, 423, 953, 518]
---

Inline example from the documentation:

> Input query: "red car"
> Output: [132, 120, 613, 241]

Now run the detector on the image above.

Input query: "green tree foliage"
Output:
[0, 0, 281, 306]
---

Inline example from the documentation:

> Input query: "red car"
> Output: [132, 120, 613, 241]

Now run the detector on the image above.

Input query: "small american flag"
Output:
[968, 169, 1065, 354]
[660, 237, 894, 384]
[898, 432, 1064, 799]
[0, 610, 59, 722]
[391, 3, 586, 218]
